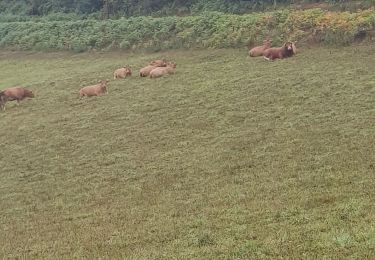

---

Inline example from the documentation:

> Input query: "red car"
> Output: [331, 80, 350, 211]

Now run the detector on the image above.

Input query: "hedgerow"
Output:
[0, 9, 374, 52]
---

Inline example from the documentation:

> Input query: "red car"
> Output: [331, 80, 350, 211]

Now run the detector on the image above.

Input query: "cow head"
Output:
[124, 66, 132, 76]
[167, 62, 177, 68]
[26, 89, 35, 98]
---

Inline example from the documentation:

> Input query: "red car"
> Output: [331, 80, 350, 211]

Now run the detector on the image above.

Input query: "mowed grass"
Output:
[0, 45, 374, 259]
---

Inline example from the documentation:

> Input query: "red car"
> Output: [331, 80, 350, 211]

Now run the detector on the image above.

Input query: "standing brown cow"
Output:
[0, 87, 34, 111]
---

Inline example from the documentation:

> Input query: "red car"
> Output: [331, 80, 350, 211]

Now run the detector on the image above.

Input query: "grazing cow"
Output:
[263, 42, 297, 61]
[249, 39, 272, 57]
[139, 65, 157, 77]
[79, 80, 109, 98]
[113, 66, 132, 79]
[149, 59, 167, 67]
[0, 87, 34, 111]
[149, 62, 177, 78]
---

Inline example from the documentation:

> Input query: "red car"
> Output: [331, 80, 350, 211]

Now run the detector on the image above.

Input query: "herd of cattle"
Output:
[0, 58, 177, 110]
[0, 41, 296, 111]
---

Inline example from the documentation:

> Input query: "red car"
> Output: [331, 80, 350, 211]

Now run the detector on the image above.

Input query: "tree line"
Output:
[0, 0, 370, 18]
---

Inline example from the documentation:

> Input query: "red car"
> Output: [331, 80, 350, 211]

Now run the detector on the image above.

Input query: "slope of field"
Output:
[0, 46, 374, 259]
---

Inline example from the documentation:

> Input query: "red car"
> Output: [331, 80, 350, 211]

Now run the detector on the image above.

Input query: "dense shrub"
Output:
[0, 9, 374, 52]
[0, 1, 290, 17]
[1, 1, 374, 18]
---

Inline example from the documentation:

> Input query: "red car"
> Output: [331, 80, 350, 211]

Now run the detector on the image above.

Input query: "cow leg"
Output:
[263, 56, 271, 61]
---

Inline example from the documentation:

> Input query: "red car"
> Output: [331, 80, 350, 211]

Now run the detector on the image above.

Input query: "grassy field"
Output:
[0, 45, 374, 259]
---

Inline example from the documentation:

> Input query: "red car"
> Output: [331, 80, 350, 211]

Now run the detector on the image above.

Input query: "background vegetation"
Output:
[0, 8, 375, 52]
[0, 1, 374, 52]
[1, 0, 375, 17]
[0, 45, 374, 259]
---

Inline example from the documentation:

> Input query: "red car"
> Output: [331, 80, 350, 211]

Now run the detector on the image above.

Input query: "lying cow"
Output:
[79, 80, 109, 98]
[139, 65, 157, 77]
[114, 66, 132, 79]
[149, 62, 177, 78]
[263, 42, 297, 61]
[249, 39, 272, 57]
[0, 87, 34, 111]
[149, 59, 167, 67]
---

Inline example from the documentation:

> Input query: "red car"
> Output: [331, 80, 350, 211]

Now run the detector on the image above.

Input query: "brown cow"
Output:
[149, 59, 167, 67]
[114, 66, 132, 79]
[149, 62, 177, 78]
[249, 39, 272, 57]
[263, 42, 297, 61]
[0, 87, 34, 111]
[139, 65, 157, 77]
[79, 80, 109, 98]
